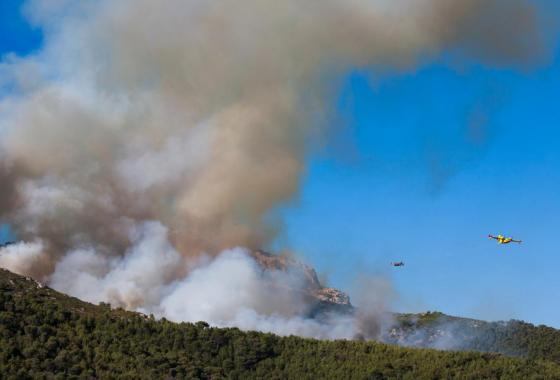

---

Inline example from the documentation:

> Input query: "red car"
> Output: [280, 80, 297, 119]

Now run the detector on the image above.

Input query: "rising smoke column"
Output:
[0, 0, 550, 338]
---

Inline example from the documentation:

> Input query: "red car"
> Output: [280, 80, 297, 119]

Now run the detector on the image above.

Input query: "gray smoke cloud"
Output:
[0, 0, 550, 338]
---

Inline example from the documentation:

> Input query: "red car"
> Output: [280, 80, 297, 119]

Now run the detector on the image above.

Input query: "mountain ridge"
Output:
[2, 266, 560, 379]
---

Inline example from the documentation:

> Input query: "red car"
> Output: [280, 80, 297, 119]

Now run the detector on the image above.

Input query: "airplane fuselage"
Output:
[489, 235, 521, 244]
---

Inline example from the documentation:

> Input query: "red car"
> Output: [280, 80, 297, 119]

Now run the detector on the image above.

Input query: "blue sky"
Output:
[0, 0, 41, 57]
[2, 1, 560, 327]
[277, 50, 560, 326]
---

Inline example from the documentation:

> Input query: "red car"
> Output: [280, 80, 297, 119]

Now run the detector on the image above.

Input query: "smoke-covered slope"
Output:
[2, 268, 560, 379]
[384, 312, 560, 363]
[249, 250, 560, 362]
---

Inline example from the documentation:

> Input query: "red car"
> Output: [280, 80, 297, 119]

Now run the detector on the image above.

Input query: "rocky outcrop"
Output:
[250, 250, 352, 312]
[313, 287, 351, 305]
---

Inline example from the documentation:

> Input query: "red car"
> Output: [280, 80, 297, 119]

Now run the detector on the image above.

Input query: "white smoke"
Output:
[0, 240, 47, 276]
[158, 247, 359, 339]
[0, 0, 550, 339]
[50, 221, 185, 309]
[43, 222, 365, 339]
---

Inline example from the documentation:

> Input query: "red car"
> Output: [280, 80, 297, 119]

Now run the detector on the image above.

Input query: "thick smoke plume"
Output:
[0, 0, 549, 338]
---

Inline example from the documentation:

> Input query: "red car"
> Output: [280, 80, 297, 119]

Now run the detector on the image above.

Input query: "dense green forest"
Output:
[2, 268, 560, 379]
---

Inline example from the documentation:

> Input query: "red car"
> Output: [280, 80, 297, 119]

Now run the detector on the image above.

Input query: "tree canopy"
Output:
[1, 268, 560, 379]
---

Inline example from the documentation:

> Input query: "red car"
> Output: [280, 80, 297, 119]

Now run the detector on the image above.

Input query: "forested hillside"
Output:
[387, 311, 560, 362]
[1, 268, 560, 379]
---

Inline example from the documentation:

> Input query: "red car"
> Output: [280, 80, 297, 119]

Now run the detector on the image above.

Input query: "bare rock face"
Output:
[313, 287, 351, 305]
[250, 250, 352, 312]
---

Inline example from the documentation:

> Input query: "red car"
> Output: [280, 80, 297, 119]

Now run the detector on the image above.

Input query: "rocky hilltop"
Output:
[250, 250, 352, 313]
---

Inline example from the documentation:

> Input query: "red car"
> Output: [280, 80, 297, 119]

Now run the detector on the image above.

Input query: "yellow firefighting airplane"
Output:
[488, 234, 522, 244]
